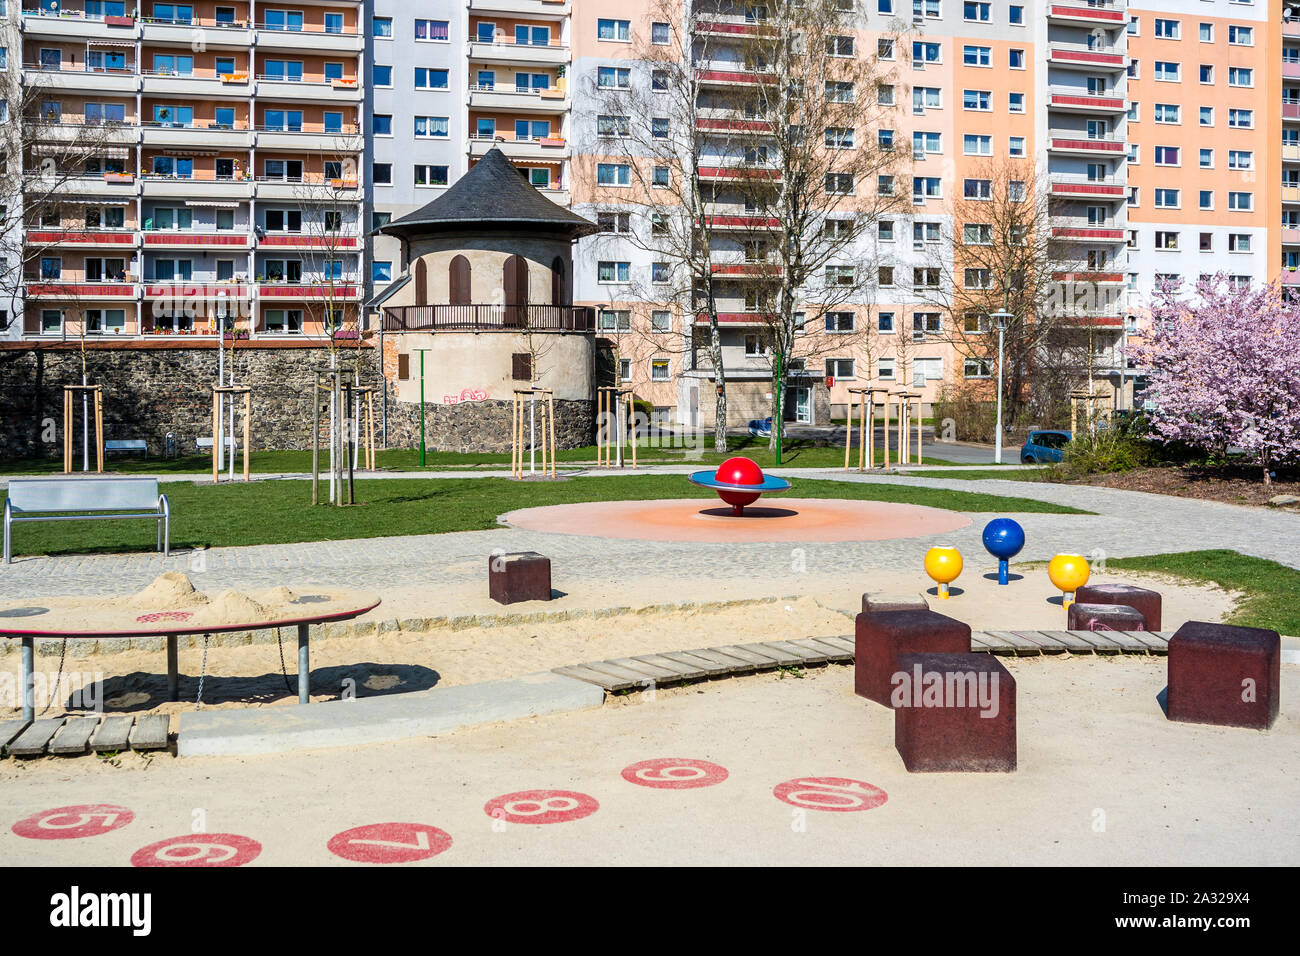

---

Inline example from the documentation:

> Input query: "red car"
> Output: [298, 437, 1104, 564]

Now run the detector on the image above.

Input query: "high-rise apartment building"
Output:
[3, 0, 1288, 431]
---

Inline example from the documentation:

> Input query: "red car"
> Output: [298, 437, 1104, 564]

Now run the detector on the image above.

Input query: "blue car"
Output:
[747, 417, 772, 438]
[1020, 429, 1072, 464]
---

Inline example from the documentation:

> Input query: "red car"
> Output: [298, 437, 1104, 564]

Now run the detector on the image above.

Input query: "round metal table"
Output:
[0, 595, 381, 719]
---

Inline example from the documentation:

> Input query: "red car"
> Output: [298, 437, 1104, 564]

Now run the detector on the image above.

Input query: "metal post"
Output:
[217, 343, 225, 472]
[774, 352, 783, 465]
[167, 635, 178, 702]
[418, 352, 426, 467]
[529, 390, 536, 474]
[995, 324, 1006, 465]
[297, 623, 310, 704]
[21, 635, 34, 721]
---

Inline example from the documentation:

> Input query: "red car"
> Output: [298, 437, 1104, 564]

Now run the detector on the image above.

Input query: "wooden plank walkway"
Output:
[551, 629, 1174, 692]
[0, 713, 172, 759]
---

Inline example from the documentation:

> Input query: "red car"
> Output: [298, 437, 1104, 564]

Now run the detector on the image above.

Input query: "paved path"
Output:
[0, 470, 1295, 603]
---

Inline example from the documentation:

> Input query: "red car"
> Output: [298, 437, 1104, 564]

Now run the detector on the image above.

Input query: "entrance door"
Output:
[784, 386, 810, 423]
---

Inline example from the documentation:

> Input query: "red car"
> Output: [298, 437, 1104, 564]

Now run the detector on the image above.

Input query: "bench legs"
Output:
[298, 624, 310, 704]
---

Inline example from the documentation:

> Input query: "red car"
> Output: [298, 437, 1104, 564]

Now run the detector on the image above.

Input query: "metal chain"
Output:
[195, 633, 210, 709]
[274, 627, 294, 694]
[38, 637, 69, 717]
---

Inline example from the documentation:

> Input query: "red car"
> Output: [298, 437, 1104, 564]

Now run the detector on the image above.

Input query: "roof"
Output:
[364, 273, 410, 310]
[375, 147, 599, 240]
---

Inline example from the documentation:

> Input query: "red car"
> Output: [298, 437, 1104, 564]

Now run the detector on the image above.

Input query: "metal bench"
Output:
[104, 439, 148, 457]
[195, 437, 238, 451]
[3, 477, 170, 563]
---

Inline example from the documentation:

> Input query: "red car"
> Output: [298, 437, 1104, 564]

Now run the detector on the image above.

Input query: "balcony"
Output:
[141, 120, 255, 149]
[700, 214, 781, 231]
[468, 38, 569, 67]
[24, 171, 140, 197]
[466, 0, 570, 17]
[1282, 269, 1300, 286]
[20, 8, 137, 40]
[255, 124, 362, 151]
[696, 115, 773, 134]
[140, 15, 253, 46]
[255, 76, 361, 103]
[694, 16, 779, 39]
[31, 120, 141, 146]
[1052, 311, 1125, 328]
[21, 64, 140, 93]
[26, 229, 137, 249]
[254, 25, 363, 54]
[1285, 102, 1300, 122]
[1047, 43, 1126, 71]
[1046, 3, 1127, 26]
[1051, 224, 1126, 241]
[1285, 61, 1300, 80]
[1283, 228, 1300, 244]
[1048, 131, 1126, 156]
[25, 279, 137, 299]
[1285, 16, 1300, 38]
[257, 282, 362, 300]
[1049, 173, 1127, 200]
[255, 176, 360, 201]
[257, 233, 361, 250]
[141, 175, 253, 200]
[143, 232, 254, 250]
[467, 84, 568, 113]
[468, 134, 569, 161]
[692, 312, 772, 326]
[1048, 86, 1126, 113]
[1283, 185, 1300, 204]
[140, 67, 253, 97]
[381, 303, 595, 333]
[1285, 144, 1300, 163]
[694, 68, 778, 88]
[709, 261, 783, 279]
[1053, 271, 1125, 285]
[697, 165, 782, 183]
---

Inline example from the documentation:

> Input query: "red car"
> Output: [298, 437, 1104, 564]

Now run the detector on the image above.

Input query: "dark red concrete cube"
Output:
[1068, 602, 1146, 632]
[861, 591, 929, 614]
[855, 608, 970, 706]
[894, 653, 1017, 772]
[1167, 621, 1280, 730]
[1075, 583, 1162, 631]
[489, 551, 553, 605]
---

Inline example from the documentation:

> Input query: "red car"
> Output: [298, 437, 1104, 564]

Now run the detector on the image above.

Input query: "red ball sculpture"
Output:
[688, 456, 792, 516]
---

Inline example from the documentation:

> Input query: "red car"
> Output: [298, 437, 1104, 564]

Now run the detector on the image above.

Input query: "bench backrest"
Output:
[6, 477, 161, 514]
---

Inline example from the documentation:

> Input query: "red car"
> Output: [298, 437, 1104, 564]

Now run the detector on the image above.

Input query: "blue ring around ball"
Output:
[688, 470, 793, 493]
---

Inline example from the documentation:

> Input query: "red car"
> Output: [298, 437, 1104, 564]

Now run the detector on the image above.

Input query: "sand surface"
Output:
[0, 569, 1239, 729]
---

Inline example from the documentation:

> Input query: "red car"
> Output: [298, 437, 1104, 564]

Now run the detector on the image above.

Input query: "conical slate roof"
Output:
[376, 147, 598, 239]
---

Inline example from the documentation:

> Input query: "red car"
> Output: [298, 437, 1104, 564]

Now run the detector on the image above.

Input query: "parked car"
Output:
[748, 417, 773, 438]
[1020, 429, 1072, 464]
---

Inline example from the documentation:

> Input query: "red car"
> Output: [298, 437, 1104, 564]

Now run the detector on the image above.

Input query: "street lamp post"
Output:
[989, 311, 1012, 466]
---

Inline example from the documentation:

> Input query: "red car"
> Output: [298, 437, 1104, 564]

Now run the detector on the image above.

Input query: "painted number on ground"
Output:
[772, 777, 888, 812]
[484, 790, 599, 825]
[622, 758, 729, 790]
[131, 833, 261, 867]
[327, 823, 453, 864]
[12, 804, 134, 840]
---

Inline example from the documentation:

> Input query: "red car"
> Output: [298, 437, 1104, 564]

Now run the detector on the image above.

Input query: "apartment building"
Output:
[7, 0, 365, 341]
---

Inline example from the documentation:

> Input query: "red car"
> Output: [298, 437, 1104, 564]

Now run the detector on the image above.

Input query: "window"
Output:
[1154, 103, 1180, 123]
[596, 114, 630, 137]
[1008, 92, 1025, 113]
[963, 134, 992, 156]
[877, 175, 895, 196]
[963, 358, 993, 379]
[414, 164, 449, 186]
[1154, 61, 1180, 82]
[618, 358, 632, 380]
[650, 262, 670, 284]
[1127, 144, 1139, 164]
[651, 70, 668, 91]
[1155, 231, 1179, 250]
[1199, 191, 1214, 211]
[1200, 64, 1214, 84]
[1154, 146, 1180, 166]
[825, 358, 855, 379]
[964, 268, 991, 290]
[1229, 109, 1253, 129]
[1199, 107, 1213, 126]
[914, 221, 940, 243]
[1199, 22, 1213, 42]
[913, 42, 941, 64]
[878, 311, 895, 333]
[373, 64, 392, 87]
[826, 127, 854, 149]
[415, 19, 449, 41]
[1228, 25, 1253, 46]
[878, 39, 895, 59]
[963, 179, 992, 200]
[651, 21, 670, 45]
[1228, 234, 1251, 253]
[827, 35, 855, 56]
[913, 177, 941, 199]
[1228, 192, 1252, 211]
[1129, 15, 1139, 35]
[877, 357, 895, 380]
[1228, 150, 1253, 170]
[651, 310, 671, 331]
[825, 173, 854, 195]
[825, 265, 855, 287]
[825, 81, 855, 103]
[963, 89, 991, 111]
[596, 211, 631, 233]
[1009, 5, 1023, 25]
[1155, 18, 1180, 39]
[1009, 49, 1024, 69]
[597, 66, 630, 89]
[597, 261, 631, 283]
[373, 16, 392, 37]
[415, 68, 449, 89]
[964, 2, 990, 21]
[650, 360, 669, 382]
[913, 131, 941, 154]
[414, 116, 448, 138]
[1200, 149, 1214, 168]
[878, 266, 895, 286]
[597, 19, 630, 41]
[824, 311, 855, 333]
[913, 87, 941, 111]
[597, 163, 630, 186]
[1229, 67, 1253, 87]
[372, 261, 392, 283]
[913, 268, 940, 289]
[1008, 181, 1026, 202]
[964, 223, 992, 245]
[601, 310, 632, 331]
[913, 312, 941, 335]
[652, 166, 670, 188]
[651, 117, 669, 140]
[963, 46, 991, 67]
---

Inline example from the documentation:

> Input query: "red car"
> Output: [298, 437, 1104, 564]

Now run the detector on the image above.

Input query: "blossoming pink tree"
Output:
[1127, 275, 1300, 487]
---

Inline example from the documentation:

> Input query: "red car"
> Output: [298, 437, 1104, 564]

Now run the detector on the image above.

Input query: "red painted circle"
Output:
[621, 758, 730, 790]
[327, 823, 453, 864]
[715, 456, 764, 486]
[136, 611, 193, 623]
[12, 804, 134, 840]
[130, 833, 261, 867]
[772, 777, 889, 812]
[484, 790, 599, 825]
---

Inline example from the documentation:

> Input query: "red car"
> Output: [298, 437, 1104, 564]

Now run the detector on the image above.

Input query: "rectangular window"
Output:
[650, 360, 670, 382]
[597, 261, 631, 283]
[1228, 109, 1253, 128]
[962, 46, 991, 67]
[963, 134, 992, 156]
[415, 68, 449, 89]
[1228, 192, 1252, 211]
[1154, 188, 1179, 208]
[597, 18, 630, 41]
[1154, 61, 1180, 82]
[597, 66, 630, 89]
[652, 22, 670, 45]
[1154, 18, 1180, 39]
[415, 19, 449, 41]
[1154, 103, 1180, 123]
[597, 163, 630, 186]
[651, 310, 671, 331]
[373, 64, 392, 87]
[962, 89, 990, 111]
[413, 165, 449, 186]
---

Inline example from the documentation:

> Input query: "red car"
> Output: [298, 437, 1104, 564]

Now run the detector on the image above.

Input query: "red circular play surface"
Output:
[500, 498, 970, 543]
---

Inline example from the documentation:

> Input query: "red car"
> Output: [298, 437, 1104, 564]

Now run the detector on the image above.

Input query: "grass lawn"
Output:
[2, 475, 1090, 557]
[1105, 550, 1300, 637]
[0, 436, 966, 473]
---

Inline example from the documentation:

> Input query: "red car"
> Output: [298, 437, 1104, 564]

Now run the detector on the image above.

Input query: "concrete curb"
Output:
[176, 670, 605, 757]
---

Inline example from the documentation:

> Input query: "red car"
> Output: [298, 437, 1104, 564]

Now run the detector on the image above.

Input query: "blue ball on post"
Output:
[982, 518, 1025, 586]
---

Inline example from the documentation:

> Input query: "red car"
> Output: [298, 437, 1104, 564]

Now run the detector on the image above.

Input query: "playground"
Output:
[0, 455, 1296, 867]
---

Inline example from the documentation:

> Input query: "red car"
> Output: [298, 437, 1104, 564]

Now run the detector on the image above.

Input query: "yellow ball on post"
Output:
[1048, 554, 1091, 609]
[924, 546, 963, 600]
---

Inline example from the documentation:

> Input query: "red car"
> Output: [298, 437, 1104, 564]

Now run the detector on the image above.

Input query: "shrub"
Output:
[1056, 428, 1152, 478]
